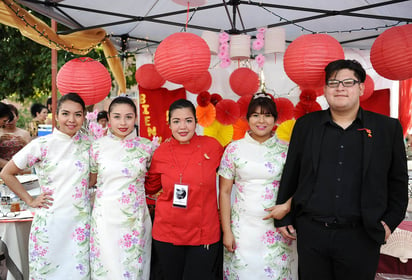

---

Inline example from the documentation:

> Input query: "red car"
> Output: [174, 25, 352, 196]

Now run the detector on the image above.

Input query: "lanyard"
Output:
[169, 141, 198, 184]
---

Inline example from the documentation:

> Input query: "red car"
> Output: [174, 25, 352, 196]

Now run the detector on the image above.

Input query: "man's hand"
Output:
[278, 225, 296, 240]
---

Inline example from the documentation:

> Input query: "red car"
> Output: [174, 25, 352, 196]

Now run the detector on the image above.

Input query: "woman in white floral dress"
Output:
[219, 93, 298, 280]
[1, 93, 91, 279]
[89, 97, 154, 279]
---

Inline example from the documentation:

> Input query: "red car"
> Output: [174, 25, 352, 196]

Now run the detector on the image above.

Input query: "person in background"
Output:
[45, 97, 53, 125]
[0, 93, 92, 279]
[89, 97, 154, 279]
[218, 92, 298, 279]
[145, 99, 224, 280]
[0, 104, 31, 169]
[0, 102, 13, 128]
[96, 110, 109, 136]
[27, 103, 48, 138]
[275, 59, 409, 280]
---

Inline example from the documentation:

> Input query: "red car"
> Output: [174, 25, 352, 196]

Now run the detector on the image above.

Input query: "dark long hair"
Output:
[246, 93, 278, 121]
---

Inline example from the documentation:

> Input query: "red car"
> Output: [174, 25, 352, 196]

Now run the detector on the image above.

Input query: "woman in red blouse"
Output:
[145, 99, 223, 280]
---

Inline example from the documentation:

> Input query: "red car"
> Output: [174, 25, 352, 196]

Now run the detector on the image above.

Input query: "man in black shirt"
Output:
[275, 59, 408, 280]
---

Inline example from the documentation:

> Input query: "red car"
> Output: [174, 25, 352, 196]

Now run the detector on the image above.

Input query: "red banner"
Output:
[139, 86, 186, 142]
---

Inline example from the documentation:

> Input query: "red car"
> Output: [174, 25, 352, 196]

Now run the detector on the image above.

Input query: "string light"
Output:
[6, 0, 105, 54]
[260, 5, 405, 35]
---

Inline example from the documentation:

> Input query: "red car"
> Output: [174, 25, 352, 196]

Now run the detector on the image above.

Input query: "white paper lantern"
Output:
[172, 0, 207, 7]
[230, 34, 251, 60]
[264, 27, 286, 54]
[201, 30, 219, 55]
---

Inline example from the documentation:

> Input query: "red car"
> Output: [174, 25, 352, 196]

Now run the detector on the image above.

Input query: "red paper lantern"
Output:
[284, 34, 345, 88]
[274, 97, 295, 124]
[360, 75, 374, 102]
[184, 71, 212, 93]
[229, 68, 260, 96]
[57, 57, 112, 106]
[215, 99, 240, 125]
[154, 32, 211, 85]
[370, 24, 412, 81]
[135, 64, 165, 89]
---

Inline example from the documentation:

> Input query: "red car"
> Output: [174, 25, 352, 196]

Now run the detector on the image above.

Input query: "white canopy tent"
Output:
[14, 0, 412, 117]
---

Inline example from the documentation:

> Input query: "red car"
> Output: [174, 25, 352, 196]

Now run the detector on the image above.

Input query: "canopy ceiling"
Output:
[17, 0, 412, 54]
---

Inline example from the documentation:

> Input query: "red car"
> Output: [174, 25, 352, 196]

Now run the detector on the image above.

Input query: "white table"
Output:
[0, 216, 32, 280]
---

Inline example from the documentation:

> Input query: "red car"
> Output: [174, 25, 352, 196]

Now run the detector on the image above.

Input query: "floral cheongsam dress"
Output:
[218, 132, 298, 280]
[12, 129, 92, 280]
[90, 131, 154, 280]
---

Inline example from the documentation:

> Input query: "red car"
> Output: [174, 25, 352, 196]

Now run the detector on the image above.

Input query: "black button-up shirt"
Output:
[305, 110, 364, 223]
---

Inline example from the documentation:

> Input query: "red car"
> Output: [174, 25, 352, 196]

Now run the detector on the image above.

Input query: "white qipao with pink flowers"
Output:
[90, 131, 154, 280]
[218, 132, 298, 280]
[12, 129, 92, 280]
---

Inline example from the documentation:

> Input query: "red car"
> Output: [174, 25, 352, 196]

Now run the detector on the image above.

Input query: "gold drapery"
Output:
[0, 0, 126, 94]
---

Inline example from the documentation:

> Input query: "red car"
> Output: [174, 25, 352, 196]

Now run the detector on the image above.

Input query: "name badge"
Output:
[173, 184, 188, 208]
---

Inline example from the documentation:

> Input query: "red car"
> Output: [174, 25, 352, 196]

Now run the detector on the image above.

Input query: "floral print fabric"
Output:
[218, 132, 298, 280]
[90, 131, 154, 280]
[12, 129, 91, 280]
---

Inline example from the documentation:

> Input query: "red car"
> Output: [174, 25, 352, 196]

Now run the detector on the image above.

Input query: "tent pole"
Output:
[51, 19, 58, 128]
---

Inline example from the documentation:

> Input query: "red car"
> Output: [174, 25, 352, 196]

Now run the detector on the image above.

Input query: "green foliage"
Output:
[0, 24, 55, 101]
[0, 11, 137, 102]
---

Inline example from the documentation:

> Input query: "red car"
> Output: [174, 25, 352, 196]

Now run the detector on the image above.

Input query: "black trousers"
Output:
[153, 239, 220, 280]
[296, 215, 381, 280]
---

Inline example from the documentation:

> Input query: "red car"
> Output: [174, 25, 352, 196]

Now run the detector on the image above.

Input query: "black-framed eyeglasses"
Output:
[327, 79, 360, 88]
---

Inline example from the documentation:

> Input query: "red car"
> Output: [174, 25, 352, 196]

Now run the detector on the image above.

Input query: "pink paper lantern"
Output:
[135, 63, 165, 89]
[172, 0, 207, 7]
[184, 71, 212, 93]
[370, 24, 412, 81]
[154, 32, 211, 85]
[57, 57, 112, 106]
[284, 34, 345, 89]
[229, 68, 260, 96]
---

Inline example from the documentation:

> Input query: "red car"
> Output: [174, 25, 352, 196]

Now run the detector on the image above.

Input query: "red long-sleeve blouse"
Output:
[145, 134, 223, 246]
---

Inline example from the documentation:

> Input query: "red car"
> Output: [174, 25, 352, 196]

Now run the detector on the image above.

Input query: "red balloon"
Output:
[370, 24, 412, 81]
[229, 68, 260, 96]
[184, 71, 212, 93]
[154, 33, 211, 85]
[360, 75, 375, 102]
[284, 34, 344, 89]
[135, 64, 165, 89]
[57, 57, 111, 106]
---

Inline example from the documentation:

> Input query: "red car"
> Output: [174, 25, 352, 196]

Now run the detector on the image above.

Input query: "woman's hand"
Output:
[223, 230, 237, 253]
[263, 203, 290, 220]
[27, 192, 54, 209]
